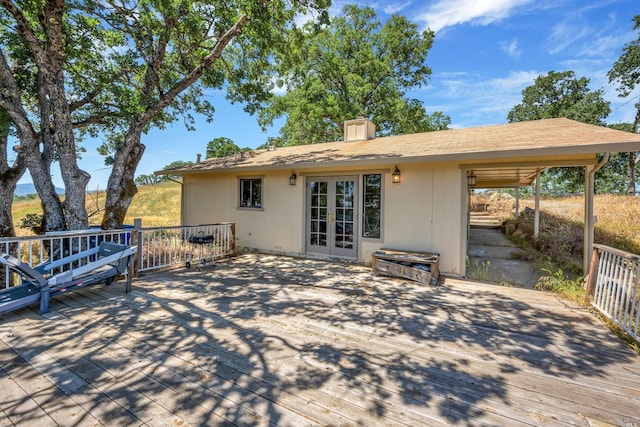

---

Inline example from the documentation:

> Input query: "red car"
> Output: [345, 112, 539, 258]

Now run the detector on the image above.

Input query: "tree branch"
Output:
[0, 49, 39, 145]
[139, 14, 251, 126]
[0, 0, 47, 63]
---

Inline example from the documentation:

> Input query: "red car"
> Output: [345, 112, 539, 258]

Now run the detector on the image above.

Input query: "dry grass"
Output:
[12, 181, 182, 236]
[472, 193, 640, 276]
[519, 195, 640, 258]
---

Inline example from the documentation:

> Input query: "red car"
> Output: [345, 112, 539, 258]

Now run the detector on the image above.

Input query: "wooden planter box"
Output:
[372, 249, 440, 285]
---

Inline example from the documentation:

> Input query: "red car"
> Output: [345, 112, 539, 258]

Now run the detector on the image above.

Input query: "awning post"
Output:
[534, 172, 541, 238]
[584, 153, 609, 275]
[584, 165, 596, 275]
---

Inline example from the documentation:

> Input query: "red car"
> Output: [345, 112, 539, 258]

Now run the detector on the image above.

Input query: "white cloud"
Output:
[547, 18, 593, 55]
[500, 39, 522, 59]
[422, 70, 541, 127]
[416, 0, 534, 32]
[382, 1, 413, 15]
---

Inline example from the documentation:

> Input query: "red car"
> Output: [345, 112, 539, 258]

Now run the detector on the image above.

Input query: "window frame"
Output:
[238, 177, 263, 210]
[362, 173, 383, 240]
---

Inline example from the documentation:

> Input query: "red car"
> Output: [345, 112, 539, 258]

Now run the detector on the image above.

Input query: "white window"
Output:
[239, 178, 262, 208]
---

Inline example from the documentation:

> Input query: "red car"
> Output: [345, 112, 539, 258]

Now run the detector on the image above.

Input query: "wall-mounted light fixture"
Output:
[289, 171, 297, 186]
[392, 165, 401, 184]
[467, 170, 477, 187]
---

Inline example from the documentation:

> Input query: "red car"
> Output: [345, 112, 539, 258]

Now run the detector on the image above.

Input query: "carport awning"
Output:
[471, 166, 545, 188]
[462, 155, 598, 188]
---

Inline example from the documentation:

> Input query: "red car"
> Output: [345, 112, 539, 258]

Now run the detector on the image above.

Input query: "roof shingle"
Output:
[159, 118, 640, 174]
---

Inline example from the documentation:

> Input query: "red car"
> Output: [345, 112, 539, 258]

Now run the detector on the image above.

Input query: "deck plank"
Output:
[0, 254, 639, 426]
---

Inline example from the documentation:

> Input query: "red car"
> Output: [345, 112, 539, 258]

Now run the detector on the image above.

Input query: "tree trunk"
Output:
[627, 152, 636, 196]
[102, 132, 145, 229]
[0, 128, 25, 237]
[0, 178, 19, 237]
[43, 1, 90, 230]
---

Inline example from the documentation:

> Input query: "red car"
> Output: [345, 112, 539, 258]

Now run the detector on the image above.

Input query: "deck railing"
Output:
[1, 222, 236, 288]
[586, 244, 640, 343]
[136, 223, 235, 273]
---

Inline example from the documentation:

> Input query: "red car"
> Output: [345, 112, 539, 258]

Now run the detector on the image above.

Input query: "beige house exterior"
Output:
[160, 118, 640, 276]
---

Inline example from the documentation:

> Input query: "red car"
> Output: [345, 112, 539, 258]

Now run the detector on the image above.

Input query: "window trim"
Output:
[238, 177, 264, 210]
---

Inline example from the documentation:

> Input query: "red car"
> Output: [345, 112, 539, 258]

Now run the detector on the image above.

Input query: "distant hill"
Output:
[15, 183, 65, 197]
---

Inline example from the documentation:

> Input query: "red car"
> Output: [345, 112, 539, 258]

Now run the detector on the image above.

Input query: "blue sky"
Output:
[20, 0, 640, 190]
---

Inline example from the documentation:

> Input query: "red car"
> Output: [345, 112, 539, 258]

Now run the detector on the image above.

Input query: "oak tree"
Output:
[608, 14, 640, 195]
[260, 5, 449, 145]
[1, 0, 330, 231]
[507, 71, 611, 194]
[206, 137, 240, 159]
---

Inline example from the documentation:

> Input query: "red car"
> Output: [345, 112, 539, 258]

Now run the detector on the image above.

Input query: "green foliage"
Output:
[608, 15, 640, 97]
[466, 257, 491, 282]
[13, 193, 38, 202]
[17, 213, 43, 235]
[135, 174, 163, 186]
[538, 151, 638, 195]
[507, 71, 610, 125]
[161, 160, 193, 182]
[259, 5, 449, 145]
[535, 264, 584, 302]
[508, 70, 612, 194]
[135, 160, 192, 185]
[206, 137, 240, 158]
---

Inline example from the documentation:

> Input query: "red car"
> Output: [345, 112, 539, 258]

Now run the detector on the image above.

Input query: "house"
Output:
[158, 117, 640, 277]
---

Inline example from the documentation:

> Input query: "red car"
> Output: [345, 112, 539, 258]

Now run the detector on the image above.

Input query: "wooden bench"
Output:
[371, 248, 439, 285]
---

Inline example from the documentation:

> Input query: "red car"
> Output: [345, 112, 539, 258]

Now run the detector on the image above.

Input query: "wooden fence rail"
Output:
[586, 244, 640, 343]
[1, 222, 236, 289]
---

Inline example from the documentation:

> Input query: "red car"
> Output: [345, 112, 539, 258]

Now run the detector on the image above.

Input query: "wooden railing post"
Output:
[131, 218, 143, 278]
[230, 223, 236, 256]
[584, 246, 600, 305]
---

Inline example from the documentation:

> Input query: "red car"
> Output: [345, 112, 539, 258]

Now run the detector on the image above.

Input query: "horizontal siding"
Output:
[183, 163, 467, 274]
[183, 171, 305, 254]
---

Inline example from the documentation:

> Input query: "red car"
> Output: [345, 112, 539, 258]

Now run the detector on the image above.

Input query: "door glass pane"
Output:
[345, 209, 353, 221]
[319, 208, 327, 220]
[319, 182, 327, 194]
[345, 222, 353, 236]
[345, 181, 354, 194]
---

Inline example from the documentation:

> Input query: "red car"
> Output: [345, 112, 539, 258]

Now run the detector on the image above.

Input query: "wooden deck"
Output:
[1, 254, 639, 426]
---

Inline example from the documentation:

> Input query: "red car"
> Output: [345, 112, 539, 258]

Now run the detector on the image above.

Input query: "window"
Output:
[239, 178, 262, 208]
[363, 174, 381, 238]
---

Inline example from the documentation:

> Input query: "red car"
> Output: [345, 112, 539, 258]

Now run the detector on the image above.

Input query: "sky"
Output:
[18, 0, 640, 190]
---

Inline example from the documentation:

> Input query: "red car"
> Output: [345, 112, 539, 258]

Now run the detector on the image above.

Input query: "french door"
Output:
[306, 176, 358, 258]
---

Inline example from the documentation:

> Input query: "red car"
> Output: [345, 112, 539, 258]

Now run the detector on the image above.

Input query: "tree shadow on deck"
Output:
[0, 253, 638, 425]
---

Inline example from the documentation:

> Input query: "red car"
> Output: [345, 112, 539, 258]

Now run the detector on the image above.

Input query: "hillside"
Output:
[12, 181, 182, 236]
[14, 183, 64, 196]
